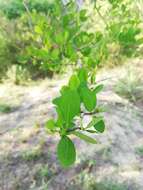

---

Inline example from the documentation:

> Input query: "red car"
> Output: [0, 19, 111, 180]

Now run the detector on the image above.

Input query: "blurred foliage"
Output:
[92, 179, 129, 190]
[67, 171, 129, 190]
[0, 16, 14, 80]
[15, 3, 96, 76]
[6, 65, 31, 84]
[0, 0, 143, 82]
[0, 103, 12, 113]
[0, 0, 55, 19]
[107, 0, 143, 57]
[135, 146, 143, 157]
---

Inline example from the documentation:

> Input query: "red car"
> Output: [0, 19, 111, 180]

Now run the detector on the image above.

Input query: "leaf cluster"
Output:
[45, 68, 105, 167]
[17, 1, 98, 74]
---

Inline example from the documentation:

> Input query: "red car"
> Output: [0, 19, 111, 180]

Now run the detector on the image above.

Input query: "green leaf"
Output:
[51, 49, 59, 60]
[71, 131, 97, 144]
[45, 119, 56, 133]
[18, 55, 29, 64]
[68, 75, 80, 90]
[81, 47, 91, 56]
[57, 136, 76, 167]
[63, 30, 69, 41]
[74, 32, 90, 46]
[94, 120, 105, 133]
[77, 68, 88, 84]
[86, 117, 101, 128]
[86, 57, 97, 68]
[55, 33, 64, 44]
[80, 86, 97, 112]
[60, 86, 70, 95]
[94, 84, 104, 94]
[79, 9, 88, 21]
[34, 25, 42, 34]
[45, 119, 55, 130]
[65, 43, 77, 60]
[53, 90, 80, 128]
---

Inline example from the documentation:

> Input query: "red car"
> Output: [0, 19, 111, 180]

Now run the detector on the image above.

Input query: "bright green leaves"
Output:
[53, 90, 80, 128]
[57, 136, 76, 167]
[45, 69, 105, 167]
[65, 43, 77, 61]
[17, 1, 94, 74]
[80, 86, 97, 112]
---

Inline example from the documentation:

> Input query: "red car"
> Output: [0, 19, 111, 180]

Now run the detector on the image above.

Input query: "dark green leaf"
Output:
[87, 117, 103, 129]
[94, 120, 105, 133]
[79, 9, 88, 21]
[81, 47, 91, 56]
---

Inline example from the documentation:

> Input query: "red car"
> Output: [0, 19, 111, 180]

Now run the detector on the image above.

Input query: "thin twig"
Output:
[96, 76, 117, 83]
[67, 127, 82, 133]
[81, 111, 97, 116]
[94, 5, 109, 28]
[23, 0, 33, 31]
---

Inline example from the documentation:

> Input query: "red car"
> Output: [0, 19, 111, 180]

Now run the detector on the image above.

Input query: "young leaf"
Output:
[71, 131, 97, 144]
[68, 74, 80, 90]
[94, 84, 104, 94]
[94, 120, 105, 133]
[60, 85, 70, 95]
[87, 117, 103, 129]
[57, 136, 76, 167]
[45, 119, 55, 130]
[78, 68, 88, 84]
[53, 90, 80, 128]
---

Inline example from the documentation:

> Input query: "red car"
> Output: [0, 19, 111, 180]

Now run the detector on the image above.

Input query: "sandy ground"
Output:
[0, 60, 143, 190]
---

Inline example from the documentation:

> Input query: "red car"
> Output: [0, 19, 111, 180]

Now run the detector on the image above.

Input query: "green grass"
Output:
[21, 147, 42, 161]
[0, 103, 11, 113]
[135, 146, 143, 157]
[92, 180, 128, 190]
[67, 165, 129, 190]
[36, 164, 54, 181]
[68, 174, 129, 190]
[114, 68, 143, 103]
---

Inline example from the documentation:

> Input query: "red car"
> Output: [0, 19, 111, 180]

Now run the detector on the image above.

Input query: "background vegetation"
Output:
[0, 0, 143, 189]
[0, 0, 143, 83]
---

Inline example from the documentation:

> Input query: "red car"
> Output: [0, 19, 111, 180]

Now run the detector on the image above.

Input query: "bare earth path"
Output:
[0, 62, 143, 190]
